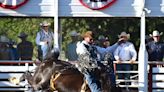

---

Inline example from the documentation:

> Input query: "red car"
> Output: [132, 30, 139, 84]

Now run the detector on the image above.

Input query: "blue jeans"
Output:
[84, 71, 101, 92]
[41, 44, 49, 60]
[116, 64, 131, 79]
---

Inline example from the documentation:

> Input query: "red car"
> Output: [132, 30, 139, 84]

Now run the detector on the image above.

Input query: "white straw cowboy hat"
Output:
[70, 31, 80, 36]
[0, 35, 10, 42]
[149, 30, 163, 37]
[118, 32, 130, 39]
[40, 21, 50, 26]
[18, 32, 28, 38]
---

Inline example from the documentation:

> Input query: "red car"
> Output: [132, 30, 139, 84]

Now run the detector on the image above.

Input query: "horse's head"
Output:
[30, 60, 54, 91]
[30, 48, 60, 90]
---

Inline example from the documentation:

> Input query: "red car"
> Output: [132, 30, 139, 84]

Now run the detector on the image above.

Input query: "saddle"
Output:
[50, 73, 89, 92]
[49, 62, 111, 92]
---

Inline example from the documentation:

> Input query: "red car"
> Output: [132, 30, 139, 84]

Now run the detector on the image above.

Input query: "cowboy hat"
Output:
[18, 32, 28, 38]
[40, 21, 50, 26]
[118, 32, 130, 39]
[70, 31, 80, 36]
[149, 30, 163, 37]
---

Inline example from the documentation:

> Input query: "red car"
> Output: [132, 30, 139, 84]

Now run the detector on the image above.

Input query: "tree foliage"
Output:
[0, 17, 53, 58]
[61, 18, 141, 51]
[61, 17, 164, 52]
[0, 17, 163, 58]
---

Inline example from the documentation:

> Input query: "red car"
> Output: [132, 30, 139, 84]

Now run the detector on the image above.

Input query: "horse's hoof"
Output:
[9, 77, 20, 85]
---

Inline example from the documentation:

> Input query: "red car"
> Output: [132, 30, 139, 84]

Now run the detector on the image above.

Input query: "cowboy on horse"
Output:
[9, 32, 120, 92]
[76, 31, 116, 92]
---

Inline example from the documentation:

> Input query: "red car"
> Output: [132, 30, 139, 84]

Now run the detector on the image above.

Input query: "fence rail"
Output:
[148, 62, 164, 92]
[0, 61, 36, 91]
[113, 61, 164, 92]
[0, 61, 163, 91]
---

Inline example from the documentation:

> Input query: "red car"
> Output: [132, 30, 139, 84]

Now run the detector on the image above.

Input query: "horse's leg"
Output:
[19, 71, 33, 85]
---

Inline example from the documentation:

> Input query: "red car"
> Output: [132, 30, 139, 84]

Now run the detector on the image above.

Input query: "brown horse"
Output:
[49, 60, 122, 92]
[16, 50, 122, 92]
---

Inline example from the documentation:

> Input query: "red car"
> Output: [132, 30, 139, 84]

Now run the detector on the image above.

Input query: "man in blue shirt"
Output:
[114, 32, 137, 84]
[147, 30, 164, 61]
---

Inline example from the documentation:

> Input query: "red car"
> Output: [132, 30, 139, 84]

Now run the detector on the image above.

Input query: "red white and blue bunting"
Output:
[0, 0, 29, 9]
[79, 0, 117, 10]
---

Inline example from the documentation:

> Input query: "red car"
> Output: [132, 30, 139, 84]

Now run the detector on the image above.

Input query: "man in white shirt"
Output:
[36, 21, 54, 61]
[114, 32, 137, 82]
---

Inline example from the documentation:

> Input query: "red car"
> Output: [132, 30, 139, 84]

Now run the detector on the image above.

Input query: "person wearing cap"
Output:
[65, 31, 81, 61]
[98, 35, 110, 48]
[8, 39, 19, 60]
[114, 32, 137, 84]
[17, 32, 33, 60]
[96, 35, 125, 87]
[36, 21, 54, 61]
[147, 30, 164, 61]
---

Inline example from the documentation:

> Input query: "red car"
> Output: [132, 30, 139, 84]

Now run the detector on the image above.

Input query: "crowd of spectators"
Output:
[0, 32, 33, 61]
[65, 30, 163, 89]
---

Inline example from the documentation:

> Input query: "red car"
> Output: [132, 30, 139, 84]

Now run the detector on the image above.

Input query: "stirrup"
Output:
[50, 73, 61, 91]
[80, 79, 88, 92]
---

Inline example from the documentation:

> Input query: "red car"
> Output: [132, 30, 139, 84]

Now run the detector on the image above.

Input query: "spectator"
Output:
[0, 35, 10, 60]
[147, 30, 164, 61]
[96, 35, 123, 61]
[98, 35, 110, 48]
[36, 21, 54, 61]
[65, 31, 80, 61]
[96, 35, 123, 86]
[17, 32, 33, 60]
[114, 32, 137, 83]
[8, 40, 19, 60]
